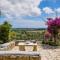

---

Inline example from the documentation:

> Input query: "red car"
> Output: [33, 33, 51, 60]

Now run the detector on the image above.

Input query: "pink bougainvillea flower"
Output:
[47, 17, 60, 34]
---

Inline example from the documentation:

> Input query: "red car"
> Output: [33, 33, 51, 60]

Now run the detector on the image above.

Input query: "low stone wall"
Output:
[0, 41, 15, 51]
[0, 51, 40, 60]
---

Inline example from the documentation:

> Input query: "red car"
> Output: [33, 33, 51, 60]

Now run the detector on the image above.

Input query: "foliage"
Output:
[46, 17, 60, 45]
[47, 18, 60, 35]
[47, 17, 60, 39]
[13, 29, 45, 41]
[9, 31, 16, 40]
[0, 21, 12, 43]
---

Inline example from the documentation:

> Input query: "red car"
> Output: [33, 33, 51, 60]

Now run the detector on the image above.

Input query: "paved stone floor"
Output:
[38, 45, 60, 60]
[11, 45, 60, 60]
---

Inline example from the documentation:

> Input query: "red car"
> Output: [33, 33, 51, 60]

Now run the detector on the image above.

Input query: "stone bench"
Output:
[0, 51, 41, 60]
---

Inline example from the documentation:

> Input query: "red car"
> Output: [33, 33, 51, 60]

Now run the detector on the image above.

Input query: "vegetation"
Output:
[42, 17, 60, 46]
[0, 21, 45, 44]
[0, 21, 16, 43]
[1, 18, 60, 46]
[12, 28, 45, 41]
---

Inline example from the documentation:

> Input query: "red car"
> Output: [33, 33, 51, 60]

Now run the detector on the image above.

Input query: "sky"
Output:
[0, 0, 60, 28]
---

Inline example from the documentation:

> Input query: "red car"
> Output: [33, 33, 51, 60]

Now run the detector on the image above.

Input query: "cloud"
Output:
[56, 8, 60, 13]
[0, 0, 42, 18]
[11, 18, 46, 28]
[43, 7, 54, 14]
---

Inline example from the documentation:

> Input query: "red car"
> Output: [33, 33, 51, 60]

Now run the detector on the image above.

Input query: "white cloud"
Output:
[11, 19, 46, 28]
[56, 8, 60, 13]
[43, 7, 54, 14]
[0, 0, 42, 18]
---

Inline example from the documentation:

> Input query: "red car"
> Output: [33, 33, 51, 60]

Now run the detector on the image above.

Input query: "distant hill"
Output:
[12, 28, 46, 31]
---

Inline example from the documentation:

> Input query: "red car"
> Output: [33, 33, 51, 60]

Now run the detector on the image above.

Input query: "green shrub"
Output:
[48, 41, 59, 46]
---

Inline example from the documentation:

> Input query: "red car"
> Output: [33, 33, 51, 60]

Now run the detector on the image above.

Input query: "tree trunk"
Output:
[54, 34, 58, 44]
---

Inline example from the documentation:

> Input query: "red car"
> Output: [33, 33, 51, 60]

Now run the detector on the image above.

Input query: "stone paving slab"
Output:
[39, 45, 60, 60]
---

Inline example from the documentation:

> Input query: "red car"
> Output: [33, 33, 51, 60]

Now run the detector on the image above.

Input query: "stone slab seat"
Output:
[0, 55, 41, 60]
[18, 42, 37, 51]
[33, 45, 37, 51]
[19, 45, 25, 51]
[0, 51, 40, 60]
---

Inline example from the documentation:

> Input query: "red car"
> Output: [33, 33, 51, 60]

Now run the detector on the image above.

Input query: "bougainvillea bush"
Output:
[42, 31, 51, 44]
[46, 17, 60, 46]
[47, 18, 60, 33]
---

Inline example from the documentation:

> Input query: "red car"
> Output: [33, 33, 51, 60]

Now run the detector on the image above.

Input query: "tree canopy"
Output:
[0, 21, 12, 43]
